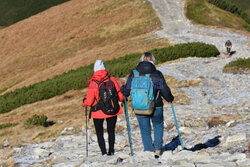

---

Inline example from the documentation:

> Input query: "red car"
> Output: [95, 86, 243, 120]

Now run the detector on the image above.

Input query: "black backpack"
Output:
[91, 76, 119, 115]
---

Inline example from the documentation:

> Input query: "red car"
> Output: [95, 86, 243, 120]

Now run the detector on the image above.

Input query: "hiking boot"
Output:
[154, 150, 162, 159]
[107, 151, 114, 156]
[155, 150, 162, 156]
[102, 151, 107, 156]
[154, 154, 160, 159]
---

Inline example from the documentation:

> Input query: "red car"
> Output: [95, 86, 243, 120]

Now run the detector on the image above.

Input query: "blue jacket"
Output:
[225, 41, 232, 47]
[121, 61, 174, 107]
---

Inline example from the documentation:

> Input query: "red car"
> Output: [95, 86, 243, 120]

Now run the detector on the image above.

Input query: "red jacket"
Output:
[83, 70, 124, 119]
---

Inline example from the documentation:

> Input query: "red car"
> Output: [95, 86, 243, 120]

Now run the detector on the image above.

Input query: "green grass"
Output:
[186, 0, 250, 32]
[0, 0, 69, 26]
[25, 114, 48, 127]
[0, 123, 18, 130]
[223, 58, 250, 73]
[227, 0, 250, 23]
[207, 0, 249, 24]
[186, 0, 211, 25]
[0, 42, 219, 114]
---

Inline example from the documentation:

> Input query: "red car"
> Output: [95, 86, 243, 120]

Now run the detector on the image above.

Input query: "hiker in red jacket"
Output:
[82, 60, 124, 156]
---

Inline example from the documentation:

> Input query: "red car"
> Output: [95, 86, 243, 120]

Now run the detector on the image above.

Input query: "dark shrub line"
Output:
[0, 42, 219, 113]
[0, 0, 69, 26]
[223, 58, 250, 73]
[0, 123, 19, 130]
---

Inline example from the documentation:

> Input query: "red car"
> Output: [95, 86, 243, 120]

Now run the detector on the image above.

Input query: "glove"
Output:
[82, 98, 86, 107]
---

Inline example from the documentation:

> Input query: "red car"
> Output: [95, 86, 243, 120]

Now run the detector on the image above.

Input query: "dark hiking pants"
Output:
[93, 116, 117, 155]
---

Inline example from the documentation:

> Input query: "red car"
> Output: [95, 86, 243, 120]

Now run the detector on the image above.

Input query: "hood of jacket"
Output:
[136, 61, 156, 74]
[91, 70, 109, 81]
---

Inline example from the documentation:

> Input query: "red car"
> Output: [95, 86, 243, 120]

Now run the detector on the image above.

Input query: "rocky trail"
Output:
[2, 0, 250, 166]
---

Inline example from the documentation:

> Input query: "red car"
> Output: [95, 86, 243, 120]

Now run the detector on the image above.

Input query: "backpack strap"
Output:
[133, 70, 140, 77]
[133, 70, 151, 78]
[92, 75, 110, 86]
[90, 75, 111, 114]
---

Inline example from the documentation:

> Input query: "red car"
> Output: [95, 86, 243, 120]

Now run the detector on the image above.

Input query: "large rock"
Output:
[236, 159, 250, 167]
[33, 148, 50, 159]
[179, 127, 193, 135]
[106, 157, 119, 165]
[61, 127, 75, 135]
[133, 151, 155, 163]
[175, 160, 196, 167]
[214, 161, 237, 167]
[193, 152, 212, 163]
[161, 151, 173, 161]
[225, 134, 247, 145]
[196, 164, 224, 167]
[173, 150, 198, 161]
[30, 164, 49, 167]
[220, 153, 246, 162]
[116, 152, 130, 159]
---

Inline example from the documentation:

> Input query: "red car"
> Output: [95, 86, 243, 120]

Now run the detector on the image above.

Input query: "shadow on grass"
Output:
[162, 135, 221, 152]
[44, 121, 56, 127]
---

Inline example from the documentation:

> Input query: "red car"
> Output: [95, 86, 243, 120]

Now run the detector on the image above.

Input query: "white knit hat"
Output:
[94, 60, 105, 72]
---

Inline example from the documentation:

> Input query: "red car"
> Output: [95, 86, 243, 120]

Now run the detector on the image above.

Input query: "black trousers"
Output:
[93, 116, 117, 155]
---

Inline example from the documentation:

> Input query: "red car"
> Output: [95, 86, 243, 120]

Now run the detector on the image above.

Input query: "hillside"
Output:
[0, 0, 169, 94]
[227, 0, 250, 23]
[186, 0, 250, 32]
[0, 0, 249, 166]
[0, 0, 69, 27]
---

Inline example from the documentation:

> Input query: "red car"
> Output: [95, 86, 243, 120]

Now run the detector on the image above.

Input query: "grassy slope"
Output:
[0, 0, 69, 27]
[0, 0, 170, 153]
[0, 42, 219, 114]
[227, 0, 250, 23]
[0, 0, 169, 94]
[186, 0, 250, 32]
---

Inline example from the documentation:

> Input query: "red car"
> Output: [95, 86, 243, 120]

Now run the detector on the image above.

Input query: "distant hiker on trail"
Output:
[121, 52, 174, 157]
[225, 40, 232, 56]
[82, 60, 124, 156]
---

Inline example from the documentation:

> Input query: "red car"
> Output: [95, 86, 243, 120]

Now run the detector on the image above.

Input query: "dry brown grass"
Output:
[202, 114, 242, 128]
[164, 74, 202, 105]
[0, 89, 87, 148]
[0, 148, 16, 167]
[223, 67, 250, 74]
[0, 0, 169, 94]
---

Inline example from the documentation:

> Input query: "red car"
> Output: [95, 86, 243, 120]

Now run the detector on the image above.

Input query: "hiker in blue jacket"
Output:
[121, 52, 174, 157]
[225, 40, 232, 56]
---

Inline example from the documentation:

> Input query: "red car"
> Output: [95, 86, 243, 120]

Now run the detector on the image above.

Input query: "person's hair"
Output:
[139, 52, 156, 65]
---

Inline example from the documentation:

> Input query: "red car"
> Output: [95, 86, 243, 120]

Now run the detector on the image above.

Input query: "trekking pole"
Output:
[124, 96, 134, 156]
[85, 106, 88, 157]
[171, 103, 184, 150]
